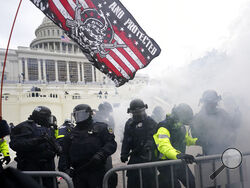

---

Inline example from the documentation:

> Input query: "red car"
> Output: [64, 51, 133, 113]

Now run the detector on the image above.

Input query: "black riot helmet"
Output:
[72, 104, 93, 123]
[31, 106, 52, 127]
[103, 102, 113, 113]
[98, 102, 113, 113]
[127, 99, 148, 122]
[0, 120, 10, 138]
[172, 103, 193, 125]
[200, 90, 221, 104]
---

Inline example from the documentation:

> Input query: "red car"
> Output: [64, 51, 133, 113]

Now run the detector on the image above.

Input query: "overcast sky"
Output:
[0, 0, 249, 76]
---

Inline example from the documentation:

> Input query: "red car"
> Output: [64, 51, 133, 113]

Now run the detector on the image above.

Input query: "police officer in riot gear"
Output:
[10, 106, 61, 188]
[94, 101, 115, 131]
[57, 118, 74, 147]
[151, 106, 165, 123]
[121, 99, 157, 188]
[93, 102, 117, 188]
[154, 103, 197, 188]
[58, 104, 117, 188]
[191, 90, 238, 155]
[0, 119, 11, 171]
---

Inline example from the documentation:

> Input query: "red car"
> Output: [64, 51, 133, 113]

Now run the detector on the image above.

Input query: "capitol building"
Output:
[0, 17, 150, 126]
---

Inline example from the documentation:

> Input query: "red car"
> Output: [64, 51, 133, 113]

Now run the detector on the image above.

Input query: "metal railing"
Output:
[23, 171, 74, 188]
[103, 151, 250, 188]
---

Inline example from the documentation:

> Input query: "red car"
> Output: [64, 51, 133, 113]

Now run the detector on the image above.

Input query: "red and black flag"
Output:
[29, 0, 161, 86]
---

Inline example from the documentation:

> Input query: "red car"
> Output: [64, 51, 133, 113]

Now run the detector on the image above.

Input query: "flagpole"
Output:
[0, 0, 23, 120]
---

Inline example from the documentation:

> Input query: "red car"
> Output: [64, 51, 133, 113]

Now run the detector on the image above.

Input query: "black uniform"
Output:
[10, 120, 58, 188]
[121, 116, 157, 188]
[58, 120, 117, 188]
[191, 106, 236, 155]
[93, 110, 117, 188]
[57, 121, 74, 147]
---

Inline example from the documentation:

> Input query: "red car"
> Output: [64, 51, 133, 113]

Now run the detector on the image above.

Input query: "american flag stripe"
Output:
[96, 54, 122, 77]
[116, 47, 140, 70]
[51, 0, 72, 20]
[111, 48, 136, 73]
[84, 0, 96, 8]
[100, 55, 130, 79]
[108, 50, 133, 76]
[103, 55, 130, 79]
[48, 0, 68, 30]
[113, 34, 145, 68]
[67, 0, 77, 11]
[115, 30, 147, 66]
[78, 0, 89, 9]
[51, 0, 135, 79]
[59, 0, 75, 18]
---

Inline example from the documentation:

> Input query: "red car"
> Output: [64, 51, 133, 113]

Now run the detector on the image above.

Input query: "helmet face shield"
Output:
[131, 108, 146, 122]
[48, 115, 54, 125]
[72, 110, 91, 123]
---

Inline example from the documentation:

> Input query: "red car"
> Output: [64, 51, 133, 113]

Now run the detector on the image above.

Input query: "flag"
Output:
[61, 34, 71, 42]
[29, 0, 161, 86]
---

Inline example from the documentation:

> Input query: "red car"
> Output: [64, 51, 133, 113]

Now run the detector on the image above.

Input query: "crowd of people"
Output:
[0, 89, 240, 188]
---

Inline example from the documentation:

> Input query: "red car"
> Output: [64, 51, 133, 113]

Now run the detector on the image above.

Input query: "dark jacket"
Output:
[121, 116, 157, 164]
[58, 120, 117, 171]
[191, 107, 237, 155]
[10, 120, 57, 161]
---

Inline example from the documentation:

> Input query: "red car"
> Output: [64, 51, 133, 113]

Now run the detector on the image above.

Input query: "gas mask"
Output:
[131, 108, 147, 123]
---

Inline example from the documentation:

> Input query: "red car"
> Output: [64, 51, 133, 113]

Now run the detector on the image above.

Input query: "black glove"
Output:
[176, 153, 195, 164]
[88, 152, 106, 168]
[3, 156, 11, 165]
[120, 155, 128, 163]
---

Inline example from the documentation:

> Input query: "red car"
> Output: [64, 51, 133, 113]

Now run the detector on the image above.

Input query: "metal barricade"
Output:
[103, 151, 250, 188]
[23, 171, 74, 188]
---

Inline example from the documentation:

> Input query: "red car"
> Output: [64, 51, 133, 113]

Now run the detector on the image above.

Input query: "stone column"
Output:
[66, 44, 68, 54]
[55, 60, 58, 82]
[81, 62, 85, 83]
[53, 42, 56, 52]
[24, 58, 29, 81]
[18, 59, 23, 83]
[66, 61, 70, 83]
[43, 60, 46, 82]
[60, 42, 62, 52]
[38, 59, 41, 81]
[77, 62, 81, 82]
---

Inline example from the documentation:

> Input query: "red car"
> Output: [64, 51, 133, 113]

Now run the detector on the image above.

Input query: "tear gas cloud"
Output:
[113, 2, 250, 154]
